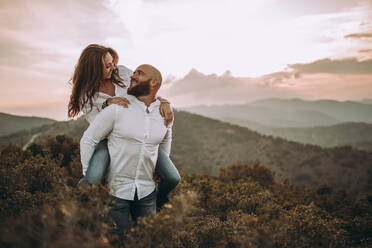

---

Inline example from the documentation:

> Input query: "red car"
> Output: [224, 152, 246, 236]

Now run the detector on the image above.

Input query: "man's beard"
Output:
[127, 78, 151, 97]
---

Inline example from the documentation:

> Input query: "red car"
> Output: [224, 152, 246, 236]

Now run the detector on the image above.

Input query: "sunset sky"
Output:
[0, 0, 371, 120]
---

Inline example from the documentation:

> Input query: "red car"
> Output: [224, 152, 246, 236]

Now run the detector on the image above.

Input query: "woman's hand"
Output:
[153, 172, 161, 184]
[158, 97, 173, 127]
[107, 97, 131, 108]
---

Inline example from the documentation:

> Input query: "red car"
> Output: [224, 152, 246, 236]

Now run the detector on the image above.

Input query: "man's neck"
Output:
[137, 94, 157, 107]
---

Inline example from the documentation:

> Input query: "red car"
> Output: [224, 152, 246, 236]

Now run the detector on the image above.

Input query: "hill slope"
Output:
[171, 111, 372, 194]
[257, 122, 372, 150]
[251, 98, 372, 124]
[1, 142, 370, 247]
[183, 99, 372, 151]
[184, 98, 372, 128]
[215, 119, 372, 152]
[0, 111, 371, 194]
[0, 112, 56, 136]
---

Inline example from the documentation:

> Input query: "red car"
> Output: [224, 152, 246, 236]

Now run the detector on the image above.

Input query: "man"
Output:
[80, 64, 173, 233]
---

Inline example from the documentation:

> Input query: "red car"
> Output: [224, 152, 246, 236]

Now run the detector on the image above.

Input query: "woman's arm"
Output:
[158, 96, 173, 127]
[83, 95, 130, 123]
[82, 95, 108, 123]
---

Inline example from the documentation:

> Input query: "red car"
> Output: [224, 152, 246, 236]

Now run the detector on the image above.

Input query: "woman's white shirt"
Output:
[82, 65, 133, 123]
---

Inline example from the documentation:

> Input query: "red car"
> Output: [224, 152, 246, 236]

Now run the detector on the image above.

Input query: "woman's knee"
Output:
[167, 172, 181, 188]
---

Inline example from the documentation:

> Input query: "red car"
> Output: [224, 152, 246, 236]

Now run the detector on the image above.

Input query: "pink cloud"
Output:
[161, 57, 372, 107]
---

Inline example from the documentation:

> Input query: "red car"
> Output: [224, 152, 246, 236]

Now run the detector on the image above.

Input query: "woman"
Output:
[68, 44, 180, 209]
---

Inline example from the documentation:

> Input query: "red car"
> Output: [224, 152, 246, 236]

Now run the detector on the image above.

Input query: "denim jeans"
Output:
[155, 148, 181, 208]
[109, 189, 157, 233]
[79, 139, 181, 208]
[84, 139, 110, 184]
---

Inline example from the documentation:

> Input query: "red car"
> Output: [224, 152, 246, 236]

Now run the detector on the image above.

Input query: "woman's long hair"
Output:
[67, 44, 125, 118]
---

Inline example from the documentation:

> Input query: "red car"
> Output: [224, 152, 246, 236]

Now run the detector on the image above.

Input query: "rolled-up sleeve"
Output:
[80, 105, 117, 175]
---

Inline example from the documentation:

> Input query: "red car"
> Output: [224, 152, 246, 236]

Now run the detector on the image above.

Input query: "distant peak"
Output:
[185, 68, 204, 78]
[222, 70, 232, 77]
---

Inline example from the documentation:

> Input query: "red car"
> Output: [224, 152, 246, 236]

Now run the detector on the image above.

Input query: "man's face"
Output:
[128, 66, 152, 97]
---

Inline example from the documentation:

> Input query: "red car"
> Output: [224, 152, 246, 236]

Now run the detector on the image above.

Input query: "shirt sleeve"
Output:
[159, 120, 173, 157]
[80, 105, 117, 175]
[82, 95, 110, 123]
[117, 65, 133, 88]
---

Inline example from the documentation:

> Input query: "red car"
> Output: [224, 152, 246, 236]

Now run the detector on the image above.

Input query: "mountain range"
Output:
[1, 110, 371, 194]
[183, 98, 372, 151]
[0, 112, 55, 137]
[184, 98, 372, 127]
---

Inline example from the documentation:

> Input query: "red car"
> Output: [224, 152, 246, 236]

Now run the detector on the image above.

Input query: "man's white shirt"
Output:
[80, 94, 173, 200]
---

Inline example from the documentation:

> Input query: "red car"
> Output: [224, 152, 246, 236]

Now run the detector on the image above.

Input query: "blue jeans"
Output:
[79, 139, 181, 208]
[109, 189, 157, 233]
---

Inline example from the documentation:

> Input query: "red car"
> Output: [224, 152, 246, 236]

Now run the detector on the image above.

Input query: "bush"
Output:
[0, 136, 371, 247]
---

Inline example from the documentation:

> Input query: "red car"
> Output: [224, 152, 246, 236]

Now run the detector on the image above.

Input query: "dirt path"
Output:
[22, 133, 41, 150]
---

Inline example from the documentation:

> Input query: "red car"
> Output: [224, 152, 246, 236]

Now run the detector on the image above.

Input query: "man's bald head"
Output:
[128, 64, 163, 98]
[138, 64, 162, 88]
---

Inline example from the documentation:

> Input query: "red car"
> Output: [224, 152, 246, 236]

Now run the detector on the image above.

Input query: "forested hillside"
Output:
[184, 98, 372, 128]
[250, 122, 372, 152]
[0, 136, 371, 247]
[0, 112, 55, 136]
[183, 99, 372, 151]
[1, 111, 371, 194]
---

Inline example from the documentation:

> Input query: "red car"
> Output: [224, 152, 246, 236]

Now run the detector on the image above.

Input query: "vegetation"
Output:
[184, 101, 372, 152]
[1, 136, 371, 247]
[0, 112, 55, 137]
[1, 111, 372, 195]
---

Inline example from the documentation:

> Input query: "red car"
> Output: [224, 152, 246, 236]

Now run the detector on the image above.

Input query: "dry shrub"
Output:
[0, 136, 371, 247]
[219, 162, 274, 187]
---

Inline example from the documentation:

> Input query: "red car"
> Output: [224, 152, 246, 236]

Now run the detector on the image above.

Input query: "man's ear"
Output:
[150, 79, 159, 88]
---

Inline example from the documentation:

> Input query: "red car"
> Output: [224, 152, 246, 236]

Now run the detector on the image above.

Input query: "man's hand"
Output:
[158, 97, 173, 127]
[107, 97, 131, 108]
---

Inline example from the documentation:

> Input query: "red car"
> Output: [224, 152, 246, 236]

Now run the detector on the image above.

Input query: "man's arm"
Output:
[80, 105, 117, 175]
[159, 121, 173, 156]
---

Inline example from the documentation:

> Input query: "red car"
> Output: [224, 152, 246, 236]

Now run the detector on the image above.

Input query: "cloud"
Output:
[288, 58, 372, 75]
[0, 38, 63, 68]
[159, 56, 372, 107]
[271, 0, 367, 16]
[279, 73, 372, 101]
[0, 0, 128, 70]
[359, 49, 372, 53]
[1, 0, 372, 119]
[0, 0, 131, 120]
[141, 0, 170, 3]
[0, 100, 68, 120]
[159, 69, 300, 107]
[345, 32, 372, 39]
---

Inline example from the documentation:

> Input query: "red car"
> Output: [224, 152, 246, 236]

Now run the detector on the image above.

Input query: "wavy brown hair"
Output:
[67, 44, 125, 118]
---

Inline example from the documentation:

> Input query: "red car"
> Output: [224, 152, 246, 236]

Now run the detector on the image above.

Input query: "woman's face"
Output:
[102, 52, 114, 79]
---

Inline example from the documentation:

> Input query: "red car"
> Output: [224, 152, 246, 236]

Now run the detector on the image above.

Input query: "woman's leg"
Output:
[78, 139, 110, 185]
[155, 148, 181, 209]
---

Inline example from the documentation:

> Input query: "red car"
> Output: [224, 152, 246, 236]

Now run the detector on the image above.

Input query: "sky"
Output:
[0, 0, 371, 120]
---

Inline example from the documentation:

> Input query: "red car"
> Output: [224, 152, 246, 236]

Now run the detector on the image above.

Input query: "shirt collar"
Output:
[129, 95, 160, 113]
